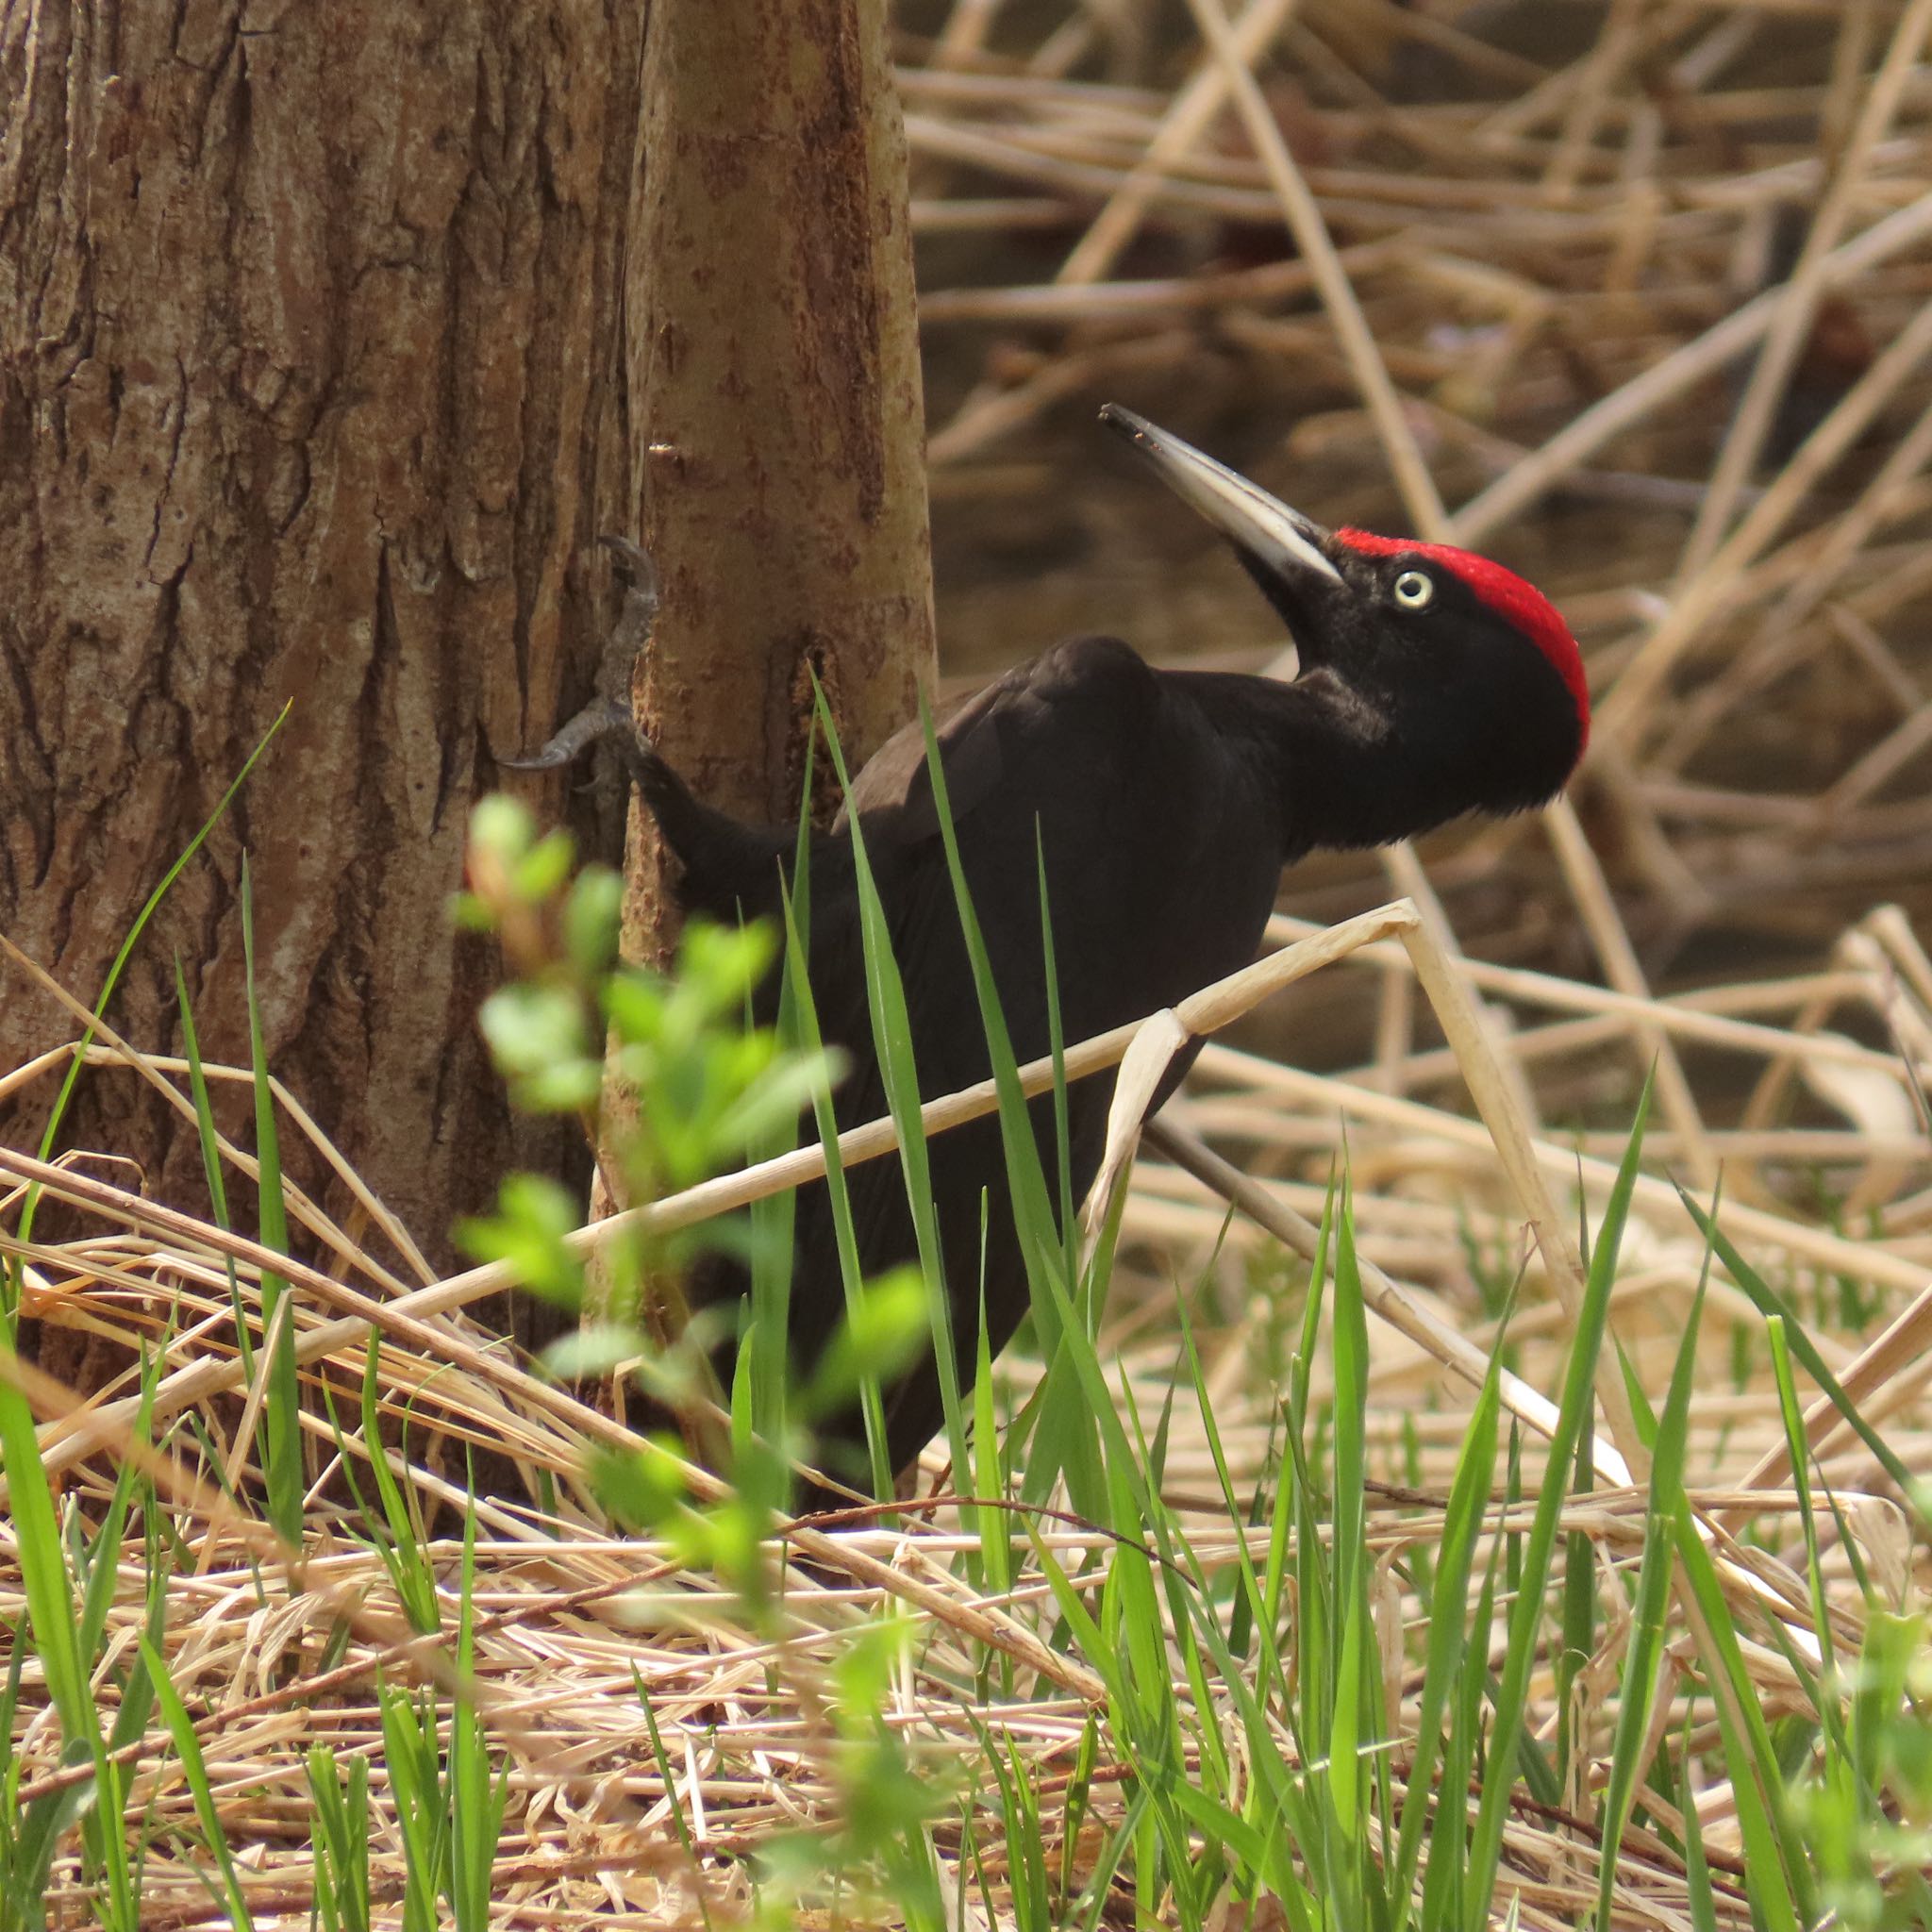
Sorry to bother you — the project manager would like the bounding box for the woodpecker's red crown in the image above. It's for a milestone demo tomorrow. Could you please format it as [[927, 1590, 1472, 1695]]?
[[1334, 529, 1590, 749]]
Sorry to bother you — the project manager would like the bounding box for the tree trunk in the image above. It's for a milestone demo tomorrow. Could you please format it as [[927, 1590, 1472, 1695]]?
[[627, 0, 937, 937], [549, 0, 936, 1379], [0, 0, 643, 1366]]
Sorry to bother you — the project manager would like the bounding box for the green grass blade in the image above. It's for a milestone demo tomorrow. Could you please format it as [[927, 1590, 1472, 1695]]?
[[142, 1633, 255, 1930], [1765, 1315, 1835, 1677], [776, 876, 892, 1499], [1389, 1341, 1502, 1931], [0, 1362, 134, 1926], [358, 1336, 440, 1634], [0, 1375, 90, 1746], [11, 706, 290, 1283], [308, 1745, 373, 1932], [1593, 1254, 1707, 1932], [1169, 1283, 1292, 1728], [1677, 1708, 1721, 1932], [913, 699, 1066, 1299], [1463, 1074, 1652, 1924], [1669, 1506, 1808, 1932], [912, 697, 1094, 1502], [174, 957, 248, 1371], [1156, 1524, 1324, 1931], [743, 766, 824, 1474], [240, 857, 304, 1542], [106, 1508, 171, 1764], [1555, 1415, 1595, 1795], [974, 1267, 1014, 1603], [1420, 1529, 1504, 1932], [448, 1487, 508, 1932], [77, 1343, 161, 1675], [1676, 1189, 1917, 1505], [1324, 1178, 1373, 1928], [379, 1684, 446, 1932], [1070, 1785, 1149, 1932], [1035, 828, 1077, 1272], [633, 1666, 717, 1932], [809, 688, 974, 1498], [1285, 1176, 1337, 1764]]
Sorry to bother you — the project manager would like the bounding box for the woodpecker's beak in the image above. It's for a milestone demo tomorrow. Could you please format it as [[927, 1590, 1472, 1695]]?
[[1100, 405, 1343, 591]]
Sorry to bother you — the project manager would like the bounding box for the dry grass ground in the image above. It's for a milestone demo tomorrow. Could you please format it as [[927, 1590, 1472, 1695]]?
[[5, 1, 1932, 1925]]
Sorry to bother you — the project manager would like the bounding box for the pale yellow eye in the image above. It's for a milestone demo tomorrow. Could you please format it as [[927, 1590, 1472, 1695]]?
[[1393, 570, 1434, 610]]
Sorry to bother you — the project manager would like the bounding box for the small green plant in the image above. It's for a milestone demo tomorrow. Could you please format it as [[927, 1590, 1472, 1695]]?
[[750, 1616, 957, 1930], [458, 781, 984, 1921], [363, 1502, 507, 1932], [307, 1745, 373, 1932], [455, 791, 925, 1549], [0, 1349, 170, 1932]]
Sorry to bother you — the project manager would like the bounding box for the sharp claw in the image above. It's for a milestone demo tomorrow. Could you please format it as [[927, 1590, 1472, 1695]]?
[[499, 745, 571, 773], [598, 533, 656, 589], [503, 696, 638, 772]]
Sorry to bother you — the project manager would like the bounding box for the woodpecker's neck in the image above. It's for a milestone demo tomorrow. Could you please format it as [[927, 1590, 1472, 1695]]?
[[1174, 668, 1504, 857]]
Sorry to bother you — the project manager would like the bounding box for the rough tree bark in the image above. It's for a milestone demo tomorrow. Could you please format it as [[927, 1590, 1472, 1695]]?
[[625, 0, 937, 930], [524, 0, 939, 1369], [0, 2, 645, 1361]]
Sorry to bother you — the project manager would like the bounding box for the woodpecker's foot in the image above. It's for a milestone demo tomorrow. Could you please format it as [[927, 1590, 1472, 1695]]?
[[502, 695, 641, 773], [502, 535, 660, 776], [599, 531, 657, 594], [599, 533, 658, 683]]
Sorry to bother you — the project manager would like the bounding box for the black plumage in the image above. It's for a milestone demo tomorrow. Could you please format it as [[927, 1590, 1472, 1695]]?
[[520, 408, 1591, 1490]]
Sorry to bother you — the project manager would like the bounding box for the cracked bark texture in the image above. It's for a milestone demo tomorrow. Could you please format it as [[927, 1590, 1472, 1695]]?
[[0, 1, 645, 1353]]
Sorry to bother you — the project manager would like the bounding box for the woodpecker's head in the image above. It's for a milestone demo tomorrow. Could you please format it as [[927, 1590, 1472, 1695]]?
[[1102, 406, 1589, 822]]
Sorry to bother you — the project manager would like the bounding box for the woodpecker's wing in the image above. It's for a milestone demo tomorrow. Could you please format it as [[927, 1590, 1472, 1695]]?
[[834, 635, 1158, 845], [832, 675, 1008, 841], [793, 638, 1180, 1476]]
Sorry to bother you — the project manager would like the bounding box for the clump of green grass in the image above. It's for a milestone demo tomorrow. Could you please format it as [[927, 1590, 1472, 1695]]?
[[3, 712, 1931, 1931]]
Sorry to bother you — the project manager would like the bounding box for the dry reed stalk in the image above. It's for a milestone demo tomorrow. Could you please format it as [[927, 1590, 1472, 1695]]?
[[1187, 1042, 1932, 1299], [0, 932, 434, 1290], [1674, 0, 1932, 583], [1146, 1117, 1631, 1480], [1176, 0, 1450, 539], [1056, 0, 1305, 286], [1379, 842, 1547, 1129], [1543, 796, 1719, 1191], [1541, 0, 1650, 202], [1265, 913, 1913, 1074], [1447, 192, 1932, 544], [7, 904, 1427, 1497], [1595, 294, 1932, 744], [1649, 400, 1932, 772]]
